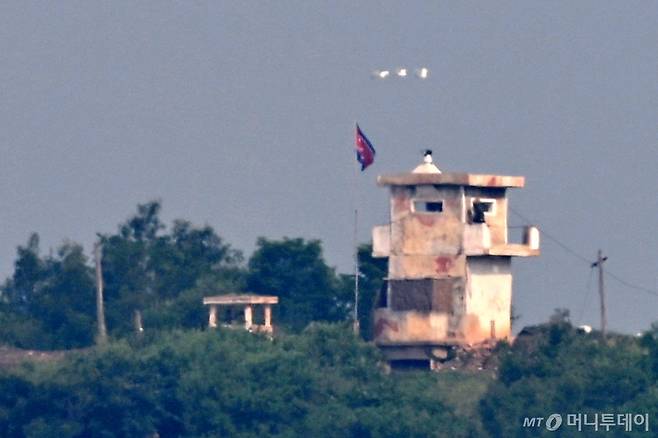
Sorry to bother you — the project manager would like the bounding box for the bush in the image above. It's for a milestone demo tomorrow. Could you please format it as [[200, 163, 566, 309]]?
[[0, 325, 466, 437], [479, 321, 657, 437]]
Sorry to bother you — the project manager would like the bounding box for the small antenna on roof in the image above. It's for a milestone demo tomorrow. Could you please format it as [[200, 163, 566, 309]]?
[[412, 149, 441, 174], [423, 149, 433, 163]]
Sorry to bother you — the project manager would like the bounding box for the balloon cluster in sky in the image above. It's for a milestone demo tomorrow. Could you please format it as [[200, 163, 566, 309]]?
[[372, 67, 430, 79]]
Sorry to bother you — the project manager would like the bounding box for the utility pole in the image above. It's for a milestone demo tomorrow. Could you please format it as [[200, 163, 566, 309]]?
[[591, 250, 608, 337], [94, 242, 108, 345]]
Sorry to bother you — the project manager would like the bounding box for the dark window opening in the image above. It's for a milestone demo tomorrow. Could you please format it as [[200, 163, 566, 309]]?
[[413, 200, 443, 213], [390, 359, 431, 370], [472, 201, 494, 223]]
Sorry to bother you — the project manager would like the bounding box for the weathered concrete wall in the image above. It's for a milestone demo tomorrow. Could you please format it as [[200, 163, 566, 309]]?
[[374, 277, 467, 345], [398, 215, 463, 255], [372, 224, 390, 257], [463, 224, 491, 255], [388, 254, 466, 279], [388, 185, 465, 280], [390, 186, 463, 254], [463, 256, 512, 343], [373, 308, 452, 345]]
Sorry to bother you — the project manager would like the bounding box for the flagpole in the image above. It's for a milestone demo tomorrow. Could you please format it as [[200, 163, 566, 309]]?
[[353, 207, 360, 335], [352, 122, 375, 337], [352, 122, 360, 336]]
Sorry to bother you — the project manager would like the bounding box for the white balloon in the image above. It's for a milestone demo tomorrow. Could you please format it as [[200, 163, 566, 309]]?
[[416, 67, 430, 79]]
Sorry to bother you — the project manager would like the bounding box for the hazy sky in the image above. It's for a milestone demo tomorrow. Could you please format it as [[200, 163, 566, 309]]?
[[1, 2, 656, 333]]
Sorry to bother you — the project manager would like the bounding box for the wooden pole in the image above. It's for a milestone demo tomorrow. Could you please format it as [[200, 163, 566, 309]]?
[[133, 310, 144, 334], [94, 242, 108, 344], [592, 250, 608, 337]]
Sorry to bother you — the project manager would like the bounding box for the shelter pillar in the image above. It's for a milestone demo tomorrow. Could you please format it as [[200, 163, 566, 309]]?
[[244, 305, 253, 329], [264, 305, 272, 328], [208, 304, 218, 328]]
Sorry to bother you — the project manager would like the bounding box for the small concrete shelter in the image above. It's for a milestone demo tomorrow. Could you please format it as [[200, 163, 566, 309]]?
[[203, 294, 278, 334]]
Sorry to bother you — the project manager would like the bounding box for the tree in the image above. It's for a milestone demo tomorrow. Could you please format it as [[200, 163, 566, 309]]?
[[100, 201, 244, 335], [0, 201, 245, 347], [148, 219, 242, 300], [355, 243, 387, 340], [0, 325, 468, 437], [336, 243, 388, 340], [479, 319, 657, 437], [247, 238, 347, 330], [2, 234, 43, 312], [0, 235, 96, 349]]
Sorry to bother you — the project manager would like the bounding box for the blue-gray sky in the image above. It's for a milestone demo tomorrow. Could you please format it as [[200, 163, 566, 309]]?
[[1, 2, 656, 333]]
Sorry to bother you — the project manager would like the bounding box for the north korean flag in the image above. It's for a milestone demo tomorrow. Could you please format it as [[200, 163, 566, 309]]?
[[355, 124, 376, 171]]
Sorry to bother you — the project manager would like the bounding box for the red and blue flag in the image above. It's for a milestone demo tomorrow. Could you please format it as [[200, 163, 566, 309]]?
[[355, 124, 376, 171]]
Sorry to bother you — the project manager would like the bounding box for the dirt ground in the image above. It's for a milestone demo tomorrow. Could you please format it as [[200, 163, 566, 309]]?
[[431, 339, 502, 375], [0, 345, 72, 368]]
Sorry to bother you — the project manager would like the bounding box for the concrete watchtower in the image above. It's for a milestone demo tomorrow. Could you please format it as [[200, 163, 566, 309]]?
[[371, 151, 539, 365]]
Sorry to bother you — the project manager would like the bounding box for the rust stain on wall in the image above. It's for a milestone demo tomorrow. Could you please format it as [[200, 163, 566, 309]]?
[[393, 195, 410, 212], [389, 255, 466, 279], [374, 309, 451, 344], [461, 314, 484, 344], [444, 197, 460, 210], [416, 215, 435, 227], [374, 318, 399, 337], [434, 256, 454, 274]]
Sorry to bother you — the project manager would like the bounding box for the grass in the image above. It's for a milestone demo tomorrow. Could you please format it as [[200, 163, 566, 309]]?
[[436, 370, 493, 418]]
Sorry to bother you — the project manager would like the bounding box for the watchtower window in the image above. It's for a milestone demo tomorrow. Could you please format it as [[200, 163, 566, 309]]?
[[412, 200, 443, 213], [471, 199, 496, 223]]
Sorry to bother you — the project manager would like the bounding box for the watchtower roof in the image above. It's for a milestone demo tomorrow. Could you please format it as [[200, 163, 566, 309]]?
[[377, 172, 525, 188]]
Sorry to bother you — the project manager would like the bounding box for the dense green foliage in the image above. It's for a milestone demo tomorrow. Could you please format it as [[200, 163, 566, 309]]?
[[2, 320, 657, 436], [480, 318, 658, 437], [247, 238, 350, 330], [0, 325, 469, 437], [348, 244, 387, 340], [1, 202, 657, 436], [0, 235, 95, 349], [99, 201, 244, 336], [0, 201, 358, 349]]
